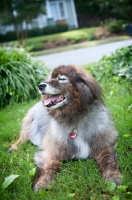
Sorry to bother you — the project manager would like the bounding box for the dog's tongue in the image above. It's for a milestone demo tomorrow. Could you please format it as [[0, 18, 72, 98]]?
[[44, 95, 64, 106]]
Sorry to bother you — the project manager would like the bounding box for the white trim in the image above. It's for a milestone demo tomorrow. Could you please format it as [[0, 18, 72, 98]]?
[[46, 0, 52, 18], [70, 0, 78, 28], [50, 0, 68, 20]]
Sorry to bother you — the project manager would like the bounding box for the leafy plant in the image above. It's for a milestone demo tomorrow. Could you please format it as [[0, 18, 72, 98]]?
[[70, 36, 81, 44], [30, 42, 45, 51], [2, 175, 20, 189], [0, 46, 49, 108], [108, 20, 126, 33], [56, 24, 69, 33], [5, 31, 17, 42], [86, 45, 132, 82], [87, 33, 98, 41], [43, 24, 68, 35]]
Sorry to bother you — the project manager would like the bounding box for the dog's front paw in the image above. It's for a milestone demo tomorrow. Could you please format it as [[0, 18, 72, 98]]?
[[104, 171, 122, 185], [33, 181, 46, 192], [33, 174, 54, 192], [8, 146, 18, 153]]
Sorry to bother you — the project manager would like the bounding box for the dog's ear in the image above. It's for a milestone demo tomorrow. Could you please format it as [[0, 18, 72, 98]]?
[[75, 67, 102, 102]]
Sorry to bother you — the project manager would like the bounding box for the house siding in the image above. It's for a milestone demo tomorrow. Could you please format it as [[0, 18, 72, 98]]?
[[49, 0, 78, 29], [65, 0, 77, 29], [0, 0, 78, 35]]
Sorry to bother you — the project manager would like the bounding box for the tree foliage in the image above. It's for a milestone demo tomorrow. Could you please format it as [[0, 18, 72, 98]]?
[[75, 0, 114, 20], [0, 0, 46, 44], [112, 0, 132, 22], [75, 0, 132, 22]]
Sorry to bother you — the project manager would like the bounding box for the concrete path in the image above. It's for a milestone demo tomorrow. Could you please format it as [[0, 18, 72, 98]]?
[[36, 39, 132, 69]]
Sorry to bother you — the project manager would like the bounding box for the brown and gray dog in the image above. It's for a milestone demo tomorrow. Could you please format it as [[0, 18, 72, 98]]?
[[9, 65, 122, 191]]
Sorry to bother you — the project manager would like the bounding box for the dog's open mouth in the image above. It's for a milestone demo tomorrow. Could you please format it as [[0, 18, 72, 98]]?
[[44, 94, 65, 108]]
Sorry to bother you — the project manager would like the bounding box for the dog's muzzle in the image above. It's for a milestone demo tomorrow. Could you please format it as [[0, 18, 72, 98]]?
[[38, 82, 47, 93], [38, 82, 66, 108]]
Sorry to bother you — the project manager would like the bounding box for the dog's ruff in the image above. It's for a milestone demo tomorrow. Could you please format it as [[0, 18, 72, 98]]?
[[9, 65, 122, 191]]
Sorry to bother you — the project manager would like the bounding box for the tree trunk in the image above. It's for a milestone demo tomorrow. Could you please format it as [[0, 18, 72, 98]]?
[[13, 19, 22, 45]]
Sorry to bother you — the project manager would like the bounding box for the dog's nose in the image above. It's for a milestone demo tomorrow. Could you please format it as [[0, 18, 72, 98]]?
[[38, 82, 47, 90]]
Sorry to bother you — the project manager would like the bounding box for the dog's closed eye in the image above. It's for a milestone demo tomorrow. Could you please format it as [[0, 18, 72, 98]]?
[[57, 75, 69, 83]]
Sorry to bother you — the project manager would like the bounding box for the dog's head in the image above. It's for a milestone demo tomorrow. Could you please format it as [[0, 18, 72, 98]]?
[[38, 65, 102, 120]]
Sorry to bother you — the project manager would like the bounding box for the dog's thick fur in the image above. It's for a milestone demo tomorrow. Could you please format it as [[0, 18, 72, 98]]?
[[9, 65, 122, 191]]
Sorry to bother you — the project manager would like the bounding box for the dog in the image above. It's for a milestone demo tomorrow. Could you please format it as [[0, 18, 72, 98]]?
[[9, 65, 122, 191]]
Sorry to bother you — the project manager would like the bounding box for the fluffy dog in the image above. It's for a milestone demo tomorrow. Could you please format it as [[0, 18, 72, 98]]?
[[9, 65, 122, 191]]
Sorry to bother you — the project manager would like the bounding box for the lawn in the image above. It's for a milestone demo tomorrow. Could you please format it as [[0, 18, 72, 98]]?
[[11, 25, 130, 53], [32, 35, 130, 56], [0, 73, 132, 200], [14, 26, 100, 52]]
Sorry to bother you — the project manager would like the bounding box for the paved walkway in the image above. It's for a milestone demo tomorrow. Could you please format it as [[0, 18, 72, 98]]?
[[36, 39, 132, 69]]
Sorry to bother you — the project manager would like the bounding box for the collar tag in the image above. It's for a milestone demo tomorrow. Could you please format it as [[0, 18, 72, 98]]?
[[69, 132, 77, 140]]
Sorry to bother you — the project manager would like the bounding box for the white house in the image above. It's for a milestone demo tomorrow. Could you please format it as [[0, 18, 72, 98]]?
[[45, 0, 78, 29], [0, 0, 78, 34]]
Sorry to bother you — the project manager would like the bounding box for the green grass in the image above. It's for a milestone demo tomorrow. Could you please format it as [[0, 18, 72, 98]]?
[[0, 46, 49, 108], [10, 26, 130, 54], [0, 76, 132, 199], [27, 27, 97, 42], [15, 27, 98, 52], [33, 35, 130, 56]]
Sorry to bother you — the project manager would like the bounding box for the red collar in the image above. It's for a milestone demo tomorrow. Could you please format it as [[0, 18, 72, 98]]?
[[69, 132, 77, 140]]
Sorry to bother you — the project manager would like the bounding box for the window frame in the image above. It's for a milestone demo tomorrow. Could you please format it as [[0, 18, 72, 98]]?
[[50, 0, 67, 20]]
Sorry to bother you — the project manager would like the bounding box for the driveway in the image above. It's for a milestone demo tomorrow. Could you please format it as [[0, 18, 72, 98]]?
[[36, 39, 132, 69]]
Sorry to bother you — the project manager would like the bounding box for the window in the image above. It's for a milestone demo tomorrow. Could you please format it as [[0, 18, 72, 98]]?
[[50, 3, 59, 20], [59, 2, 65, 18], [50, 1, 67, 20]]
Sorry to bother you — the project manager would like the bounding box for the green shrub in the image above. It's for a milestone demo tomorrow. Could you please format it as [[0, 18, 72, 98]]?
[[0, 46, 49, 108], [86, 45, 132, 82], [68, 34, 85, 44], [4, 28, 43, 42], [28, 28, 43, 38], [43, 24, 68, 35], [0, 34, 5, 42], [31, 42, 44, 51], [70, 37, 80, 44], [108, 20, 125, 33], [5, 31, 17, 41], [43, 25, 58, 35], [87, 33, 98, 41], [56, 24, 68, 32]]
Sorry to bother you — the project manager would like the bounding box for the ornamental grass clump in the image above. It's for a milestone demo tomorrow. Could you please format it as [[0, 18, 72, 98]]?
[[0, 46, 49, 108]]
